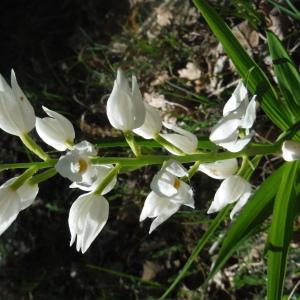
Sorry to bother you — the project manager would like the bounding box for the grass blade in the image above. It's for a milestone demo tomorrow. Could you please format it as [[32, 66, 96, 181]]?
[[192, 0, 298, 133], [267, 30, 300, 115], [267, 161, 299, 300]]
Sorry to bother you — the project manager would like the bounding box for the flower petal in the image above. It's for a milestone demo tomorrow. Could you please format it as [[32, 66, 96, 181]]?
[[133, 103, 162, 139], [223, 81, 248, 116], [10, 70, 36, 133], [219, 132, 254, 152], [209, 115, 241, 144], [35, 106, 75, 151], [163, 160, 188, 178], [241, 96, 257, 129], [172, 180, 194, 208], [282, 140, 300, 161], [0, 188, 21, 236], [106, 69, 145, 131], [68, 193, 109, 253], [17, 182, 39, 210], [150, 170, 177, 197], [139, 192, 180, 234], [199, 158, 238, 179], [230, 191, 252, 219], [80, 195, 109, 253], [207, 175, 251, 214]]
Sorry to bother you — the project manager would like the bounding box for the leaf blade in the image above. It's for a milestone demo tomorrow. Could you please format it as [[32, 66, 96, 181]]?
[[267, 161, 299, 300]]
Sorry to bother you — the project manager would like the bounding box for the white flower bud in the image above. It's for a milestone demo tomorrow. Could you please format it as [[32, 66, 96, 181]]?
[[282, 140, 300, 161], [69, 192, 109, 253], [160, 122, 198, 154], [208, 175, 252, 218], [198, 158, 238, 179], [0, 70, 35, 136], [36, 106, 75, 151], [133, 103, 162, 139], [106, 69, 145, 131]]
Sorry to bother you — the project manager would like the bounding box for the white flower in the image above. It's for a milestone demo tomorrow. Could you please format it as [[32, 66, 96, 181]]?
[[0, 178, 39, 236], [160, 122, 198, 154], [106, 68, 146, 131], [55, 141, 116, 193], [133, 103, 162, 139], [198, 158, 238, 179], [68, 192, 109, 253], [207, 175, 252, 219], [223, 81, 248, 116], [35, 106, 75, 151], [0, 70, 35, 136], [282, 140, 300, 161], [210, 81, 257, 152], [140, 160, 194, 233]]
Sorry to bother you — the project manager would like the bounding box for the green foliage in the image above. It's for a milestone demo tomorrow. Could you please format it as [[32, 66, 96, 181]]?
[[267, 161, 299, 299]]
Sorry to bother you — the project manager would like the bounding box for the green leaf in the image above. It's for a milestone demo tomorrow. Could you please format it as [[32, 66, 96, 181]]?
[[192, 0, 298, 135], [267, 161, 299, 300], [267, 0, 300, 21], [208, 163, 285, 280], [267, 31, 300, 117]]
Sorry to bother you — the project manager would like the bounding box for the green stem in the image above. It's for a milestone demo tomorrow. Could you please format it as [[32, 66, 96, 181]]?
[[90, 143, 281, 167], [93, 164, 121, 195], [187, 161, 201, 179], [0, 143, 281, 172], [237, 155, 248, 176], [29, 168, 57, 185], [10, 167, 38, 190], [124, 131, 141, 157], [154, 134, 186, 155], [20, 133, 50, 161], [0, 160, 56, 172]]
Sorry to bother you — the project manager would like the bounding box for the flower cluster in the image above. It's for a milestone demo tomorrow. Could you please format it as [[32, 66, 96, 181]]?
[[0, 69, 297, 254], [209, 81, 257, 152]]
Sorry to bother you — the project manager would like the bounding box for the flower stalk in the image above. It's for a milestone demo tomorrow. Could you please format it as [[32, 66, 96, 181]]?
[[20, 133, 50, 161], [29, 168, 57, 185], [124, 131, 142, 157], [9, 166, 38, 190], [93, 163, 121, 195]]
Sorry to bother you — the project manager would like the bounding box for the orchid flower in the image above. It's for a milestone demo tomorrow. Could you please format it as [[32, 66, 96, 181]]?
[[133, 103, 162, 139], [207, 175, 252, 219], [0, 178, 38, 236], [55, 140, 116, 193], [35, 106, 75, 151], [282, 140, 300, 161], [210, 81, 257, 152], [140, 160, 194, 233], [160, 122, 198, 155], [68, 192, 109, 253], [198, 158, 238, 179], [106, 68, 146, 131], [0, 70, 35, 136]]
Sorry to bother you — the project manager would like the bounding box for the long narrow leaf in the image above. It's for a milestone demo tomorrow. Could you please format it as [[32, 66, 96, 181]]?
[[267, 31, 300, 114], [192, 0, 298, 134], [267, 161, 299, 300]]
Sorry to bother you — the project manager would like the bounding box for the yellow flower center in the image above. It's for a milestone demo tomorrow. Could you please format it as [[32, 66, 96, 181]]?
[[75, 158, 88, 173], [173, 178, 181, 189]]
